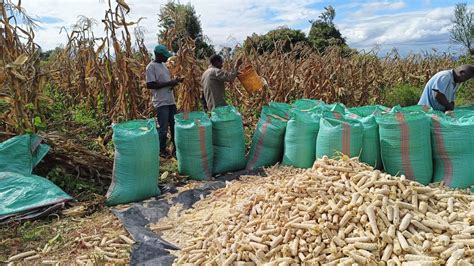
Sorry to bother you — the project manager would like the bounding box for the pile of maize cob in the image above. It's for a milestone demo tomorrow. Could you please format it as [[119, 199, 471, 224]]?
[[151, 156, 474, 265]]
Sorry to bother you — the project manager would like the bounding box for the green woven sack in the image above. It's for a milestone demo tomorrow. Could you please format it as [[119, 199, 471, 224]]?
[[106, 119, 160, 205], [452, 109, 474, 118], [246, 106, 288, 170], [0, 134, 49, 175], [344, 112, 382, 168], [211, 106, 246, 174], [328, 103, 349, 114], [292, 99, 324, 111], [456, 104, 474, 111], [430, 114, 474, 189], [268, 102, 291, 118], [0, 172, 72, 217], [392, 105, 433, 114], [318, 109, 346, 120], [349, 105, 390, 117], [357, 115, 382, 169], [376, 112, 432, 185], [175, 112, 213, 180], [316, 117, 363, 159], [314, 103, 348, 119], [283, 110, 320, 168]]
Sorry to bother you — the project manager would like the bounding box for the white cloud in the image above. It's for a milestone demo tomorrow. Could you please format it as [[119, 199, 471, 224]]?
[[18, 1, 469, 55], [22, 0, 162, 50], [338, 6, 463, 54], [191, 0, 323, 48], [22, 0, 323, 51]]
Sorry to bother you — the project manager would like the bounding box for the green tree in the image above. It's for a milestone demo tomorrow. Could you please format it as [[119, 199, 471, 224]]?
[[308, 5, 347, 52], [243, 27, 309, 54], [158, 2, 215, 59], [40, 49, 54, 61], [450, 3, 474, 53], [319, 5, 335, 25]]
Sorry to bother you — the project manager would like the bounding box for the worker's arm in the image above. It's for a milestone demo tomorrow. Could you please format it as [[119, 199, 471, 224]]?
[[146, 77, 183, 90], [434, 90, 454, 111], [214, 69, 238, 82], [214, 58, 243, 82]]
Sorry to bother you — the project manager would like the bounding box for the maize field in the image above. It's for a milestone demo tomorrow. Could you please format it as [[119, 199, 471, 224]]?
[[0, 1, 458, 135]]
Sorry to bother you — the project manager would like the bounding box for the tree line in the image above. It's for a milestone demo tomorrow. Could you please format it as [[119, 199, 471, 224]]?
[[41, 2, 474, 59]]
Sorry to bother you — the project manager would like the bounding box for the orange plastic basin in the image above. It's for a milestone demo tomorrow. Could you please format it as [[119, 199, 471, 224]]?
[[237, 65, 263, 94]]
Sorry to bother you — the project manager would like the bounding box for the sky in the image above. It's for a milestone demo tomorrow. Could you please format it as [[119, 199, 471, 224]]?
[[18, 0, 473, 56]]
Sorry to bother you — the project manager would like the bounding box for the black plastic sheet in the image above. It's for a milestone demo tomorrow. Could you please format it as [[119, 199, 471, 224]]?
[[0, 202, 67, 224], [112, 169, 263, 265]]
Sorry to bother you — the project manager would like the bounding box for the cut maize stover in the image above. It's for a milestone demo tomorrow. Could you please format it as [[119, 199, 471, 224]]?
[[150, 156, 474, 265]]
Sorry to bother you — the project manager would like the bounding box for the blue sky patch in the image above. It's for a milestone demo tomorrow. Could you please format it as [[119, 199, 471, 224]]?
[[38, 16, 63, 24]]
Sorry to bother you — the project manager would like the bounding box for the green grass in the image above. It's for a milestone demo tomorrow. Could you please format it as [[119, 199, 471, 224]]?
[[72, 104, 101, 131], [0, 99, 8, 113], [455, 80, 474, 106], [382, 83, 423, 107], [0, 220, 56, 261], [45, 166, 106, 201], [18, 222, 51, 242]]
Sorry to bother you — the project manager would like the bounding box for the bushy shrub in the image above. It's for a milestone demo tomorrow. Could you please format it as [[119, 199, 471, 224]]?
[[383, 84, 422, 107]]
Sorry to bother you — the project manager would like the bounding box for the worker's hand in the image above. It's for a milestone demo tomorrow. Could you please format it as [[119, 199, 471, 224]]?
[[169, 78, 182, 87]]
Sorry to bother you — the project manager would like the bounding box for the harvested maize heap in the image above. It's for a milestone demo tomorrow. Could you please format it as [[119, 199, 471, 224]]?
[[151, 157, 474, 265]]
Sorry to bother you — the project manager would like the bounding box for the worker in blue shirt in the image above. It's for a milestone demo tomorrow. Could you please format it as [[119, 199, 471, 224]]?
[[418, 65, 474, 111]]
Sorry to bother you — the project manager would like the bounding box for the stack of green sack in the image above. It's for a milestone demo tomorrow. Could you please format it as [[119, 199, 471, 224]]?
[[302, 102, 382, 169], [249, 99, 474, 191], [246, 102, 290, 170], [175, 106, 247, 179], [280, 101, 384, 169], [171, 99, 474, 192]]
